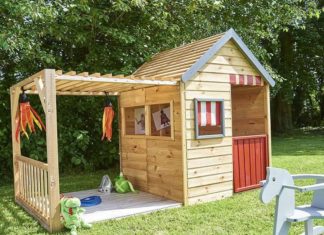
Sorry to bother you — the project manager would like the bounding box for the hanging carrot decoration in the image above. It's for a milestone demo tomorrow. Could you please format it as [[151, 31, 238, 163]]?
[[15, 91, 46, 142], [101, 97, 114, 141]]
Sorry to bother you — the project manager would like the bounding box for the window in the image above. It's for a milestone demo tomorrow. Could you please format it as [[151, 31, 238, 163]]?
[[124, 106, 145, 135], [150, 103, 171, 137], [194, 99, 224, 139], [122, 101, 174, 139]]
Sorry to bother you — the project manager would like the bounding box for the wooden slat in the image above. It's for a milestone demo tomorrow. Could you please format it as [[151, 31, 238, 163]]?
[[64, 71, 76, 75], [89, 73, 101, 77], [188, 189, 232, 204], [188, 163, 232, 178], [188, 181, 233, 197], [77, 72, 89, 76], [12, 70, 45, 89], [188, 172, 232, 188], [55, 70, 63, 76], [233, 135, 268, 193], [56, 80, 83, 90]]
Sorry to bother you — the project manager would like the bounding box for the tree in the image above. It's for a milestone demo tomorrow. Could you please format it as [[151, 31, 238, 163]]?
[[0, 0, 322, 181]]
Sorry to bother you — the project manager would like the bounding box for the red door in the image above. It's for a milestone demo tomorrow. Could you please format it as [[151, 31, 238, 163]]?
[[233, 135, 269, 193]]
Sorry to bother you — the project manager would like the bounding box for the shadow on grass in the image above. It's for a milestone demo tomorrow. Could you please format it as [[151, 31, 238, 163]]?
[[0, 186, 47, 235]]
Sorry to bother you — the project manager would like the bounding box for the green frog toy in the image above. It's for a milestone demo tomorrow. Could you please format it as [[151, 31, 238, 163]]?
[[114, 172, 136, 193], [60, 197, 92, 235]]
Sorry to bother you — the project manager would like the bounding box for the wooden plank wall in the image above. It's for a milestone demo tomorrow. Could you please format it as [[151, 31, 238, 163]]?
[[232, 86, 266, 136], [183, 40, 266, 204], [119, 85, 183, 202]]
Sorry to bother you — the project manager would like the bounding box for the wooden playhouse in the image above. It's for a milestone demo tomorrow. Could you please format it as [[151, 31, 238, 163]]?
[[10, 28, 275, 232]]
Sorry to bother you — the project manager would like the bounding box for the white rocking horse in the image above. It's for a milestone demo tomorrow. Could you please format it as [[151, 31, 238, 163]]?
[[260, 167, 324, 235]]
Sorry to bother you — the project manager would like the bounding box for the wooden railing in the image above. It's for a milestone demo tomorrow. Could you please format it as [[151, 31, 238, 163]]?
[[16, 155, 50, 226], [233, 135, 269, 193]]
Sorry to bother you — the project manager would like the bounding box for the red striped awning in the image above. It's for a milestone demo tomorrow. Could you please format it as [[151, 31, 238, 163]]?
[[197, 101, 221, 127], [229, 74, 263, 86]]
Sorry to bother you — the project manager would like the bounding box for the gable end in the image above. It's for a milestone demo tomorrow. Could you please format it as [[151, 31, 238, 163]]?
[[181, 28, 275, 87]]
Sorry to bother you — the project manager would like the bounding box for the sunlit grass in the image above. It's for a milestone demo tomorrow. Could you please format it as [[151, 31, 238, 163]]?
[[1, 129, 323, 234]]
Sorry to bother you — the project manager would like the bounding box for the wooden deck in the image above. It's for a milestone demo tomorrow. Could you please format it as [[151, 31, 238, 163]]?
[[65, 189, 182, 223]]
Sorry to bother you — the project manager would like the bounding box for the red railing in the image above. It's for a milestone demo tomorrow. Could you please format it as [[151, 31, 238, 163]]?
[[233, 135, 269, 193]]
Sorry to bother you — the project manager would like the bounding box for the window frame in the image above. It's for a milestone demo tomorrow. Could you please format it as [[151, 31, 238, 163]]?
[[194, 98, 225, 139], [121, 100, 174, 140]]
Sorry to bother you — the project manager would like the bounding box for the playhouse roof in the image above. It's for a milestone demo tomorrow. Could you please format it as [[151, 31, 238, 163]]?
[[133, 28, 275, 86]]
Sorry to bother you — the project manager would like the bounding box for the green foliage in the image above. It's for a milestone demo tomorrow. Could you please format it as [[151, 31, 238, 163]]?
[[0, 0, 323, 181]]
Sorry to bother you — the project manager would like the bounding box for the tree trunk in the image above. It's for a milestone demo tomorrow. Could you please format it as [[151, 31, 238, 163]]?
[[272, 31, 294, 132], [273, 91, 293, 132]]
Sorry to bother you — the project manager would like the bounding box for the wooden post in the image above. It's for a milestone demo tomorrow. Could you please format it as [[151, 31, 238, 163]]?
[[44, 69, 62, 232], [118, 96, 123, 173], [10, 86, 22, 199], [264, 84, 272, 165], [180, 82, 188, 205]]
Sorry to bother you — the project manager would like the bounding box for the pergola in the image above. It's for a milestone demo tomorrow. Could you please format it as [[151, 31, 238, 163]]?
[[10, 69, 178, 232]]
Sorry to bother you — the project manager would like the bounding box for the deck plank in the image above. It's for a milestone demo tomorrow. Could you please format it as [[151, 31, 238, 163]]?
[[65, 189, 181, 223]]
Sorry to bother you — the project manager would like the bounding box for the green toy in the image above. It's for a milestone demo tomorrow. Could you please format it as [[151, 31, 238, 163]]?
[[114, 172, 137, 193], [60, 197, 92, 235]]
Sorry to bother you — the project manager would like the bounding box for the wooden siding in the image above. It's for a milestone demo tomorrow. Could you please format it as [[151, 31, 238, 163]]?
[[119, 85, 183, 202], [184, 71, 233, 204], [231, 86, 267, 136], [184, 40, 266, 204]]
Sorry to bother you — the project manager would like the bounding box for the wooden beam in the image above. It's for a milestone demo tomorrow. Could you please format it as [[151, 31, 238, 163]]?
[[11, 70, 45, 89], [10, 86, 22, 200], [44, 69, 62, 232], [24, 90, 119, 96], [56, 91, 119, 96], [34, 78, 46, 112], [55, 75, 178, 86]]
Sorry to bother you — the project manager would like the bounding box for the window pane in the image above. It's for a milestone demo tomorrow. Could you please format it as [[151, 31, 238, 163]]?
[[125, 106, 145, 135], [150, 103, 171, 137], [195, 100, 224, 138]]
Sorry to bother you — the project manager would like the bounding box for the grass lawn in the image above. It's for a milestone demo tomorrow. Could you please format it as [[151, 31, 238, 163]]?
[[1, 129, 324, 235]]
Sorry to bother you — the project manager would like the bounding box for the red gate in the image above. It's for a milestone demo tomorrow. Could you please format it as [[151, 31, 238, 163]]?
[[233, 135, 269, 193]]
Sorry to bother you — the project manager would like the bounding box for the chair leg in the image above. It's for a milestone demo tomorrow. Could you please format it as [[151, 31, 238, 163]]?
[[304, 220, 313, 235]]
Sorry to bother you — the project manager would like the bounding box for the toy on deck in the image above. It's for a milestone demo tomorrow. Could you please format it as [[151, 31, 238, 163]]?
[[98, 175, 113, 193], [60, 197, 92, 235], [80, 196, 102, 207], [260, 167, 324, 235], [15, 91, 46, 142], [101, 98, 114, 142], [115, 172, 136, 193]]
